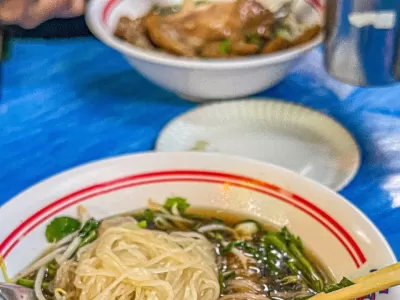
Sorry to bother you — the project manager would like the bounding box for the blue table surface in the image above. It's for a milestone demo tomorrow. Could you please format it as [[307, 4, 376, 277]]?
[[1, 38, 400, 258]]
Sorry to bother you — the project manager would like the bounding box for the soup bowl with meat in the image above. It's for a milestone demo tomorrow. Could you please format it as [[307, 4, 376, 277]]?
[[86, 0, 323, 101]]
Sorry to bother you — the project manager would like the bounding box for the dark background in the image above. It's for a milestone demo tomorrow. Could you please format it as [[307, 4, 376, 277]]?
[[7, 16, 91, 38]]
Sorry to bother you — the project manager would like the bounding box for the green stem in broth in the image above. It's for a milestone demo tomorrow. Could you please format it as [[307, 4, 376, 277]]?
[[263, 231, 324, 292], [16, 279, 50, 290], [288, 241, 324, 291], [79, 230, 98, 247]]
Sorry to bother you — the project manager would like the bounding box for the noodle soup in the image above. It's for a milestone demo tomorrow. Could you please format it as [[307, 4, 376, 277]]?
[[1, 197, 355, 300]]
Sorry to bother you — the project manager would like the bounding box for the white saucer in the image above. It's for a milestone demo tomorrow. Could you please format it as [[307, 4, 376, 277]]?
[[156, 99, 361, 191]]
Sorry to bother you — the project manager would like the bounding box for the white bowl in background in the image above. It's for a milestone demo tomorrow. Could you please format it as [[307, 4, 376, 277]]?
[[0, 152, 398, 300], [85, 0, 323, 101]]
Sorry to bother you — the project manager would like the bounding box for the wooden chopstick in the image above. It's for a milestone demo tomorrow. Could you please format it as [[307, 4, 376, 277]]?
[[310, 262, 400, 300]]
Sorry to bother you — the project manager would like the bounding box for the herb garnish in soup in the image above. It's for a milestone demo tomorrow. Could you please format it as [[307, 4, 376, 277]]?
[[1, 197, 355, 300], [113, 0, 321, 58]]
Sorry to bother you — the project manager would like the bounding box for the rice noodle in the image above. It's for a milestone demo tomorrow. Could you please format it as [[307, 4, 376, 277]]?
[[56, 222, 220, 300]]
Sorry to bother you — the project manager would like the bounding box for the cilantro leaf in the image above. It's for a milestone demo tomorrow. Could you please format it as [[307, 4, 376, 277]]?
[[163, 197, 190, 213], [45, 217, 81, 243]]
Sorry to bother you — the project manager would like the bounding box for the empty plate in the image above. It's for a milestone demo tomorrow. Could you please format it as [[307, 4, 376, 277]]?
[[156, 99, 361, 191]]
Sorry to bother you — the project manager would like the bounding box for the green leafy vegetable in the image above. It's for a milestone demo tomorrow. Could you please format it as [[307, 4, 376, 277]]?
[[143, 209, 154, 222], [134, 209, 155, 224], [48, 262, 57, 270], [276, 28, 290, 38], [263, 229, 324, 292], [215, 232, 224, 241], [78, 218, 100, 247], [220, 240, 261, 258], [275, 22, 292, 38], [78, 219, 99, 238], [164, 197, 190, 213], [218, 271, 224, 292], [323, 277, 354, 293], [288, 241, 323, 292], [246, 33, 262, 47], [224, 271, 236, 281], [138, 220, 148, 228], [47, 268, 56, 277], [211, 217, 224, 224], [219, 39, 231, 54], [80, 230, 98, 247], [221, 241, 246, 255], [207, 231, 224, 242], [218, 270, 236, 294], [45, 217, 81, 243], [47, 262, 57, 277], [281, 226, 303, 250], [263, 232, 290, 253], [219, 225, 324, 293]]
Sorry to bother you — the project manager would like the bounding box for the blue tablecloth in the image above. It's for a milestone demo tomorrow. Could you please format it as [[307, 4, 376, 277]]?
[[1, 38, 400, 259]]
